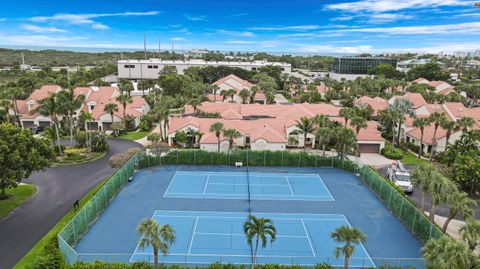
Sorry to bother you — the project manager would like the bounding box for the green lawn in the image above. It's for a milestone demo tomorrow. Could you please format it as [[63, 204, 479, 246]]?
[[118, 131, 150, 141], [14, 176, 111, 269], [400, 150, 430, 166], [0, 184, 36, 219]]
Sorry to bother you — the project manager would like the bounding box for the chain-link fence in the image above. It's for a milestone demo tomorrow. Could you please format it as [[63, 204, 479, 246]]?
[[58, 148, 441, 266]]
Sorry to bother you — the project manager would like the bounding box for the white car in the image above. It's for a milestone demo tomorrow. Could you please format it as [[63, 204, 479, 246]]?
[[387, 161, 413, 194]]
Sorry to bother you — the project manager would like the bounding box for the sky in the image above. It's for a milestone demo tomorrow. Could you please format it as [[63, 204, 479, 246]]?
[[0, 0, 480, 54]]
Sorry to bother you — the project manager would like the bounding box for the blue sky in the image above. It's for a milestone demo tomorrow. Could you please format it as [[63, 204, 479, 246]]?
[[0, 0, 480, 54]]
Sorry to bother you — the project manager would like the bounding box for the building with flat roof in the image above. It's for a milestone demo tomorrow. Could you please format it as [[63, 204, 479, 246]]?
[[117, 59, 292, 79], [331, 57, 397, 75]]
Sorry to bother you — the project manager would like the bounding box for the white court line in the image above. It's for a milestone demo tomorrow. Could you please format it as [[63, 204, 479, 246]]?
[[188, 217, 199, 255], [207, 183, 287, 187], [154, 210, 346, 217], [162, 171, 179, 198], [176, 171, 320, 177], [194, 232, 308, 238], [153, 214, 346, 222], [202, 175, 209, 194], [301, 219, 316, 258], [342, 216, 375, 268], [165, 192, 332, 198], [285, 176, 294, 196], [315, 174, 335, 202]]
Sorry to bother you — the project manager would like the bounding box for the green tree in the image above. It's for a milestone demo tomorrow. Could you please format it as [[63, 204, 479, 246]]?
[[454, 155, 480, 196], [422, 236, 475, 269], [331, 226, 366, 269], [222, 128, 240, 153], [316, 127, 332, 156], [407, 62, 450, 81], [79, 111, 94, 150], [57, 88, 85, 145], [32, 93, 63, 155], [6, 87, 25, 126], [411, 163, 435, 212], [116, 94, 133, 125], [209, 122, 224, 153], [460, 220, 480, 251], [104, 103, 119, 129], [350, 116, 367, 135], [413, 117, 431, 158], [390, 98, 415, 145], [440, 118, 460, 150], [0, 99, 11, 123], [239, 88, 250, 104], [312, 114, 330, 128], [0, 124, 53, 197], [335, 128, 357, 157], [339, 107, 355, 128], [118, 80, 134, 96], [243, 215, 277, 269], [442, 190, 476, 232], [136, 219, 175, 269], [188, 97, 202, 114], [295, 116, 315, 150], [249, 86, 260, 104], [428, 112, 446, 161], [457, 117, 475, 132], [429, 174, 453, 222]]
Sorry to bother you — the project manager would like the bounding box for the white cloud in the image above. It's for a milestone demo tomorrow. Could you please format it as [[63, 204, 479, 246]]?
[[325, 0, 470, 13], [298, 44, 373, 54], [367, 13, 415, 23], [170, 37, 185, 41], [277, 33, 316, 38], [226, 40, 255, 44], [184, 14, 207, 21], [28, 11, 160, 29], [324, 22, 480, 35], [217, 30, 255, 37], [22, 24, 66, 33], [227, 13, 249, 18], [249, 25, 321, 31], [0, 18, 6, 22], [0, 34, 85, 45]]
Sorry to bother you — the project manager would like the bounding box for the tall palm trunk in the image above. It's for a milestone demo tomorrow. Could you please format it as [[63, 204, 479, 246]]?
[[69, 112, 74, 146], [153, 250, 158, 269], [54, 119, 63, 155], [303, 133, 307, 150], [84, 121, 90, 151], [13, 98, 21, 127], [418, 129, 424, 158], [429, 203, 436, 222], [396, 121, 402, 146], [322, 144, 326, 156], [421, 191, 426, 213], [442, 212, 456, 233], [251, 237, 259, 269], [344, 254, 350, 269], [217, 136, 220, 153], [429, 127, 438, 161], [445, 132, 451, 149], [110, 113, 114, 130]]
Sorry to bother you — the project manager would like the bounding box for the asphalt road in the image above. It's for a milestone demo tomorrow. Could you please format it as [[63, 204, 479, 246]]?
[[0, 138, 141, 269], [378, 165, 480, 220]]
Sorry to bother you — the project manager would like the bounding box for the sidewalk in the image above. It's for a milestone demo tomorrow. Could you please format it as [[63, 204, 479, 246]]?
[[134, 125, 160, 146]]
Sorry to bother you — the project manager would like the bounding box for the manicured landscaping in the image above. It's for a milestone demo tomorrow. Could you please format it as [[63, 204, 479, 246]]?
[[52, 150, 107, 166], [400, 149, 430, 166], [14, 176, 111, 269], [118, 131, 150, 141], [0, 184, 36, 219]]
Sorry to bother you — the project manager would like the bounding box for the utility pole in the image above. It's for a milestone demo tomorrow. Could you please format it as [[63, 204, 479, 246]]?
[[158, 35, 161, 59], [144, 34, 147, 60]]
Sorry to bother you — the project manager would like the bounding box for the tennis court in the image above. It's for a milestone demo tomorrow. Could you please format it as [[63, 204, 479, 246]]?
[[163, 171, 334, 201], [130, 210, 374, 267]]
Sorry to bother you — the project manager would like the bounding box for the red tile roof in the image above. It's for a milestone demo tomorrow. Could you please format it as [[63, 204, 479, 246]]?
[[354, 96, 388, 116]]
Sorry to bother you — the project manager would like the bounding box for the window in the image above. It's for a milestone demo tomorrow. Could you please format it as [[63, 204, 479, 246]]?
[[153, 65, 158, 69], [129, 65, 135, 68], [124, 65, 130, 68], [90, 105, 95, 111]]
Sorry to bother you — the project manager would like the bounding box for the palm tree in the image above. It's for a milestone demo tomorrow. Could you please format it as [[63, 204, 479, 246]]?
[[422, 236, 475, 269], [0, 99, 11, 123], [412, 117, 430, 158], [188, 97, 202, 114], [220, 90, 228, 102], [118, 80, 134, 96], [335, 128, 357, 157], [227, 88, 236, 103], [440, 118, 459, 149], [57, 88, 85, 145], [136, 219, 175, 269], [7, 87, 25, 127], [429, 175, 453, 222], [116, 93, 133, 125], [295, 116, 315, 150], [79, 111, 94, 151], [32, 93, 63, 155], [210, 122, 224, 153], [137, 80, 152, 96], [239, 89, 250, 104], [211, 85, 220, 102], [243, 215, 277, 269], [249, 86, 260, 104], [457, 116, 475, 132], [391, 99, 415, 145], [442, 190, 476, 232], [460, 220, 480, 251], [411, 163, 435, 212], [312, 114, 330, 128], [316, 127, 332, 156], [350, 116, 367, 135], [339, 107, 355, 128], [222, 128, 240, 153], [428, 112, 446, 161], [104, 103, 119, 130], [331, 226, 366, 269]]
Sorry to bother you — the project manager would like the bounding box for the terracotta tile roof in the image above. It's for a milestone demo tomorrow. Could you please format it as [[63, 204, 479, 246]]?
[[413, 78, 429, 84], [390, 93, 427, 109], [212, 74, 253, 89], [73, 87, 91, 98], [406, 124, 451, 145], [15, 100, 28, 115], [354, 96, 388, 116], [27, 85, 61, 101], [438, 87, 454, 95]]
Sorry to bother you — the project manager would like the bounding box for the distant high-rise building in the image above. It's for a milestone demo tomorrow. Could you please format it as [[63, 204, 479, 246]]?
[[330, 57, 397, 75]]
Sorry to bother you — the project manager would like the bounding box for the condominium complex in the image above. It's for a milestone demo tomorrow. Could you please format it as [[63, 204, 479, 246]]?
[[117, 59, 292, 79], [331, 57, 397, 75]]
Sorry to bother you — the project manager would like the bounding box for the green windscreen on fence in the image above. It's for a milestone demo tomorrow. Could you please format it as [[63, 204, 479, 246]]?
[[58, 152, 142, 264], [358, 165, 443, 242]]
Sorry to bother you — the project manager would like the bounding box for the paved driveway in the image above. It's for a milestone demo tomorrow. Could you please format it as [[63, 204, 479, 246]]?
[[358, 153, 393, 168], [0, 138, 142, 269]]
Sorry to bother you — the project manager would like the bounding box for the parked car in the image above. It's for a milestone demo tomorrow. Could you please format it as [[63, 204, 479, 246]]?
[[30, 125, 44, 134], [387, 160, 413, 194]]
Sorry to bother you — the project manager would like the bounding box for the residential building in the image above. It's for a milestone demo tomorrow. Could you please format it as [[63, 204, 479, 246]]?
[[412, 77, 455, 95], [388, 92, 428, 109], [117, 59, 292, 79], [16, 85, 150, 131], [354, 96, 389, 117], [167, 102, 385, 153], [208, 74, 266, 104]]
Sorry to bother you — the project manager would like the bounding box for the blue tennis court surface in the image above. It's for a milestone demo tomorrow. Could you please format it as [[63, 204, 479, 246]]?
[[130, 211, 374, 267], [164, 171, 334, 201]]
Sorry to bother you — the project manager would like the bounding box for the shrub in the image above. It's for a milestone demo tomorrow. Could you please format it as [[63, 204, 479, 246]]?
[[75, 131, 87, 147], [108, 147, 140, 168], [111, 122, 126, 136], [381, 145, 403, 160], [139, 115, 154, 132], [124, 115, 136, 132], [406, 142, 420, 153], [64, 148, 88, 157]]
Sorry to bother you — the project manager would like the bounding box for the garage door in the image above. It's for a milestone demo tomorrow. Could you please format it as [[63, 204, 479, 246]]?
[[22, 121, 35, 128], [38, 121, 51, 127], [358, 143, 380, 153]]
